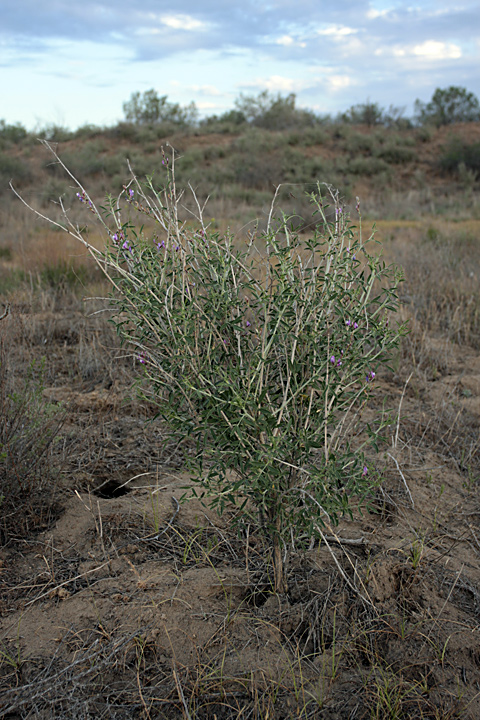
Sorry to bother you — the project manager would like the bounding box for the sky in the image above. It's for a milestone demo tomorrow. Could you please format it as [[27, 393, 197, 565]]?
[[2, 0, 480, 130]]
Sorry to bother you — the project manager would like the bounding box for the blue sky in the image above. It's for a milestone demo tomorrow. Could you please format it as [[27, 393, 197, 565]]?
[[2, 0, 480, 130]]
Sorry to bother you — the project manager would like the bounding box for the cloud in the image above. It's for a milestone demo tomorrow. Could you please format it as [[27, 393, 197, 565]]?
[[328, 75, 354, 91], [375, 39, 463, 61], [275, 35, 307, 48], [413, 40, 462, 60], [366, 7, 391, 20], [159, 14, 210, 31], [190, 84, 223, 96], [316, 25, 358, 38], [244, 75, 298, 93]]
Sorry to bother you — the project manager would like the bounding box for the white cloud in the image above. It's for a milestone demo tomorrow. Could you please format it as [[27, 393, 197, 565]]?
[[317, 25, 358, 39], [328, 75, 353, 91], [160, 14, 208, 31], [277, 35, 294, 46], [196, 101, 220, 110], [264, 34, 307, 48], [190, 84, 222, 96], [379, 40, 462, 61], [249, 75, 297, 92], [366, 7, 391, 19], [413, 40, 462, 59]]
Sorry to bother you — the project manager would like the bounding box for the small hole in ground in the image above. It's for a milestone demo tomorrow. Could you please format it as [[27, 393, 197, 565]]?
[[93, 479, 131, 499], [245, 585, 271, 607]]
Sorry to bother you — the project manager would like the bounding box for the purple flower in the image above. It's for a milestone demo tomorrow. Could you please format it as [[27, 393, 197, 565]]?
[[138, 352, 147, 364], [330, 355, 336, 365], [246, 321, 251, 327], [353, 322, 358, 330], [345, 319, 351, 326], [362, 465, 368, 476], [366, 371, 376, 383], [128, 188, 134, 198]]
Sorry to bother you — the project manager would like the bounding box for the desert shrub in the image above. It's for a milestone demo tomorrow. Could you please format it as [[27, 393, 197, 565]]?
[[231, 149, 284, 189], [102, 153, 127, 178], [346, 156, 390, 176], [123, 89, 198, 127], [347, 132, 376, 154], [415, 125, 434, 143], [0, 120, 28, 145], [304, 155, 335, 180], [108, 122, 139, 141], [377, 144, 416, 164], [331, 124, 352, 141], [234, 91, 316, 130], [38, 177, 70, 207], [414, 86, 480, 126], [0, 314, 66, 543], [439, 137, 480, 178], [18, 142, 405, 593], [60, 140, 108, 179], [340, 100, 385, 127], [73, 124, 104, 140], [202, 144, 227, 161], [301, 126, 329, 146], [0, 153, 32, 187], [200, 109, 247, 133], [232, 128, 287, 154], [38, 124, 73, 142]]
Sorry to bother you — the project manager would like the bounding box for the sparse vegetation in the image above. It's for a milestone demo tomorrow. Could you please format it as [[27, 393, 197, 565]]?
[[1, 105, 480, 719], [0, 311, 67, 543]]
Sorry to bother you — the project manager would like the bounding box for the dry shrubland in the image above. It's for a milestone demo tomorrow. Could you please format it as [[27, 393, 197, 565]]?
[[1, 122, 480, 719]]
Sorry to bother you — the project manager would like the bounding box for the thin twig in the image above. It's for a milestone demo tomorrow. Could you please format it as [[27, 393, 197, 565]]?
[[394, 371, 412, 449], [387, 452, 415, 508]]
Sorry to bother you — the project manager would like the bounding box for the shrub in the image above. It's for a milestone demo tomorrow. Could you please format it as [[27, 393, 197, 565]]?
[[346, 156, 390, 176], [439, 137, 480, 178], [347, 132, 376, 154], [234, 91, 317, 130], [38, 124, 74, 142], [14, 142, 406, 592], [123, 89, 198, 127], [414, 86, 480, 126], [0, 154, 32, 193], [0, 120, 28, 145], [60, 140, 107, 178], [376, 144, 416, 164], [340, 100, 385, 127]]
